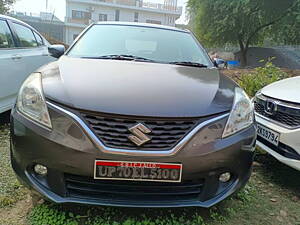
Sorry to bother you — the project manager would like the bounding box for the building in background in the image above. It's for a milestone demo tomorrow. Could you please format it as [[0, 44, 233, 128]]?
[[65, 0, 182, 44], [10, 12, 65, 42]]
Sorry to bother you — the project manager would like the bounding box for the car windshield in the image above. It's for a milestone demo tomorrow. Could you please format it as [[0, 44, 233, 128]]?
[[67, 24, 212, 67]]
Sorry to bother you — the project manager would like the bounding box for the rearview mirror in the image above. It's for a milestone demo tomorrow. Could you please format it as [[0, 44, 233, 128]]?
[[48, 45, 65, 58]]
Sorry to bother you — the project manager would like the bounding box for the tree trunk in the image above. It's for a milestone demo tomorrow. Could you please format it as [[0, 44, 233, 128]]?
[[238, 39, 248, 67], [240, 48, 248, 67]]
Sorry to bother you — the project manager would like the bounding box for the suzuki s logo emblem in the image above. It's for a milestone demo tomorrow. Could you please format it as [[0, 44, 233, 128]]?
[[128, 123, 152, 146], [264, 100, 277, 115]]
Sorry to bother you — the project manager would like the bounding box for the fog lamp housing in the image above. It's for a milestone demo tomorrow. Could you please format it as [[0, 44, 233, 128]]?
[[219, 172, 231, 183], [34, 164, 48, 176]]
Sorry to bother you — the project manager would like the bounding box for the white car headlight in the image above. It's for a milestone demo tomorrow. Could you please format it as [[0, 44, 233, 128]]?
[[222, 87, 254, 138], [17, 73, 52, 129]]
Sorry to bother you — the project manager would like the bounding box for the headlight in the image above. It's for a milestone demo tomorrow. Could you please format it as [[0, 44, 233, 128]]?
[[17, 73, 52, 129], [222, 87, 254, 138]]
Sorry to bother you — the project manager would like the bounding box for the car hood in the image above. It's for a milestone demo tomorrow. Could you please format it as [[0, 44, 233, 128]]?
[[40, 56, 236, 117], [261, 76, 300, 104]]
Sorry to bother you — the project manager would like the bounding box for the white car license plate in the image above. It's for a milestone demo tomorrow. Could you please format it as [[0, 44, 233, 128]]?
[[257, 123, 280, 146], [94, 160, 182, 183]]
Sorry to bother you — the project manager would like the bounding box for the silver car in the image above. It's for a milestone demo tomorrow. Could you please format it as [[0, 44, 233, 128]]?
[[0, 15, 55, 114]]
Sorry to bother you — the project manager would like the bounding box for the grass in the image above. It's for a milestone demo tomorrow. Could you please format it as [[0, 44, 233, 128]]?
[[0, 122, 299, 225], [0, 124, 28, 208], [0, 122, 30, 225]]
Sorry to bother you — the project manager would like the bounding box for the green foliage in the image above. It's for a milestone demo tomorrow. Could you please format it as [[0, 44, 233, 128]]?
[[29, 204, 80, 225], [209, 211, 226, 222], [238, 59, 289, 97], [187, 0, 300, 66], [188, 0, 298, 46], [0, 0, 15, 14], [270, 5, 300, 45], [235, 184, 255, 203], [28, 203, 208, 225]]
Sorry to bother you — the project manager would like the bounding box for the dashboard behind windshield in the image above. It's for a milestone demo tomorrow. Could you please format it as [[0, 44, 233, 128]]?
[[67, 24, 213, 66]]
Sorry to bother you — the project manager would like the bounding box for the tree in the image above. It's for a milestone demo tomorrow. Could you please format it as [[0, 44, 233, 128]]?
[[188, 0, 300, 66], [270, 4, 300, 46], [0, 0, 15, 14]]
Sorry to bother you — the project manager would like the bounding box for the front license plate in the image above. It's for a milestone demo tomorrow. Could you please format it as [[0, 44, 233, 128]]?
[[257, 123, 280, 146], [94, 160, 182, 183]]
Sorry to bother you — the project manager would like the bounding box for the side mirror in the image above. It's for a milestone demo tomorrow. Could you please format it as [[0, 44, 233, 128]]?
[[48, 45, 65, 58], [213, 58, 228, 68]]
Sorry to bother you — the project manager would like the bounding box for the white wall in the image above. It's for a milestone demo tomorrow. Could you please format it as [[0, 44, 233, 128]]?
[[66, 2, 177, 25], [65, 26, 85, 45], [65, 1, 179, 44], [92, 6, 116, 21]]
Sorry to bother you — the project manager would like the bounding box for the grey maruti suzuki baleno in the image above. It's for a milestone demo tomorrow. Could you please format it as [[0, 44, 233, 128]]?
[[10, 22, 256, 208]]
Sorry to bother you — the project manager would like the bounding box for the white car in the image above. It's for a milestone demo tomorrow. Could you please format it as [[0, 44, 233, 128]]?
[[0, 15, 56, 114], [254, 76, 300, 170]]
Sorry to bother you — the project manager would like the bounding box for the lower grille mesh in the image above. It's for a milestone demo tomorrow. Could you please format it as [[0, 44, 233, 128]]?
[[65, 174, 204, 202]]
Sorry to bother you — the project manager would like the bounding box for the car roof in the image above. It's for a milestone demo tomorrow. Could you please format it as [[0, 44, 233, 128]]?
[[0, 14, 45, 35], [0, 14, 33, 27], [0, 14, 50, 45], [94, 21, 190, 33]]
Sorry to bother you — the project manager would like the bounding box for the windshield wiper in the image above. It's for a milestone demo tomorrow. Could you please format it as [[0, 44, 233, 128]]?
[[82, 55, 155, 62], [169, 61, 208, 68]]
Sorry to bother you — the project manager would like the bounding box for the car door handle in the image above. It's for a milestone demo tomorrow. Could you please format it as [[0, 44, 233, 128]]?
[[11, 54, 22, 60]]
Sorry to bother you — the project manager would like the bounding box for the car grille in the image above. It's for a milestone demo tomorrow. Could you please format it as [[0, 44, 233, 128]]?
[[254, 98, 300, 128], [65, 174, 204, 202], [80, 112, 205, 151]]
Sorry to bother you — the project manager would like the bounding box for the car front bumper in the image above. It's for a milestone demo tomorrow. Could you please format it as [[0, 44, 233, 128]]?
[[10, 102, 256, 208], [256, 114, 300, 171]]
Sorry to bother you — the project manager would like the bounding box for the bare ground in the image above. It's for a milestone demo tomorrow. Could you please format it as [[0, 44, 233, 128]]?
[[0, 196, 32, 225]]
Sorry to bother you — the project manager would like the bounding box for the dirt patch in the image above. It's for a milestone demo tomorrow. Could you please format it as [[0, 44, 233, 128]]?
[[222, 68, 300, 81], [0, 195, 32, 225]]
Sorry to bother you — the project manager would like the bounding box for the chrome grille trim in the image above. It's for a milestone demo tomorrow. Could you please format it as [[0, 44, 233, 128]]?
[[47, 102, 229, 156], [256, 93, 300, 110]]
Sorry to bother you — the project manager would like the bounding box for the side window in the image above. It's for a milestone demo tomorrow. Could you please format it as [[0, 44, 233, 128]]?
[[13, 23, 38, 48], [33, 32, 44, 46], [0, 20, 14, 48]]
